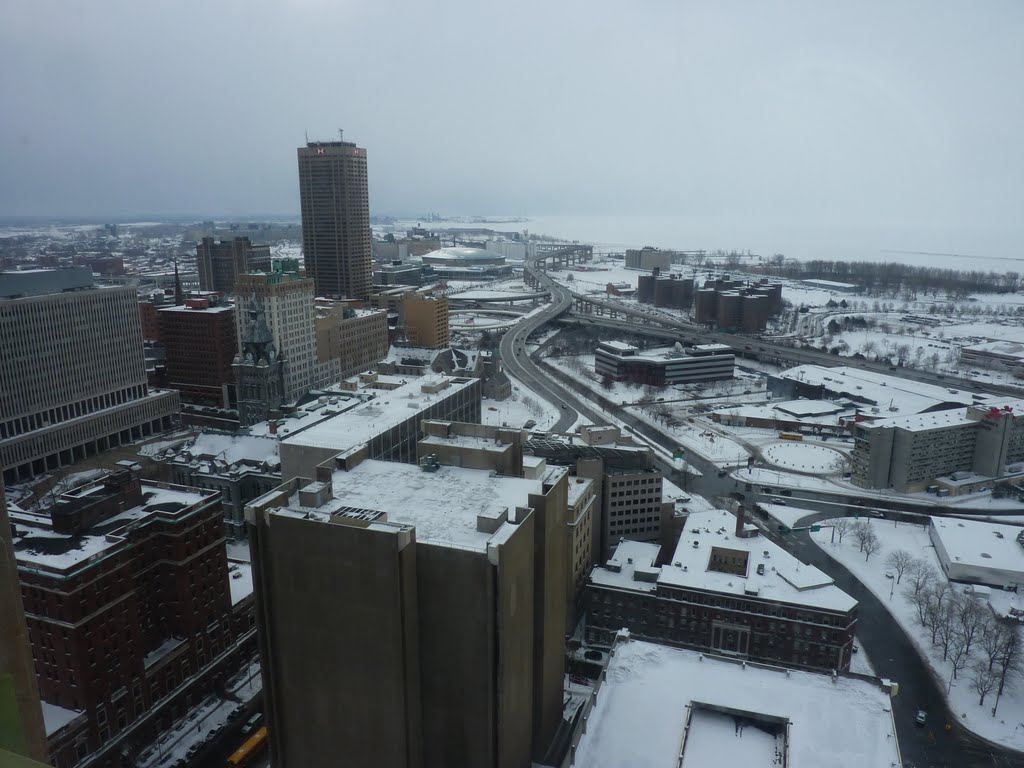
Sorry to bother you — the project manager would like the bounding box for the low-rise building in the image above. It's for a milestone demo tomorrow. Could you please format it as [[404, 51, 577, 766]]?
[[585, 508, 858, 672], [569, 637, 899, 768], [279, 375, 482, 479], [595, 341, 733, 386], [624, 247, 671, 271], [961, 340, 1024, 377], [929, 517, 1024, 590]]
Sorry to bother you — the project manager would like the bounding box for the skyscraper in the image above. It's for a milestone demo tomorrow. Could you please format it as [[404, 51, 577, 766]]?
[[297, 139, 372, 300]]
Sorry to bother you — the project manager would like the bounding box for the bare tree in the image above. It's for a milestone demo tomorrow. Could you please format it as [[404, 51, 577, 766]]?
[[832, 518, 852, 544], [955, 593, 987, 658], [970, 661, 999, 706], [922, 582, 951, 646], [907, 586, 931, 624], [851, 520, 871, 553], [885, 549, 915, 584], [979, 616, 1007, 672], [862, 530, 881, 562], [906, 560, 937, 597], [993, 624, 1024, 715]]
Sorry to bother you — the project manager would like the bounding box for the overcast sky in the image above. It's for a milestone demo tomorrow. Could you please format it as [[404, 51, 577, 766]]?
[[1, 0, 1022, 237]]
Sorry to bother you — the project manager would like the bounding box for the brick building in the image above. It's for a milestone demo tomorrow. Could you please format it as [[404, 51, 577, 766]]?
[[585, 509, 858, 672], [10, 473, 238, 767], [157, 297, 237, 407]]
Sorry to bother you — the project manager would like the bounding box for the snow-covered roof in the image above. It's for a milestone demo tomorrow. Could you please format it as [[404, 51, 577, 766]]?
[[858, 407, 974, 433], [574, 639, 900, 768], [590, 540, 662, 593], [41, 700, 85, 737], [930, 517, 1024, 575], [173, 432, 280, 468], [776, 364, 992, 415], [773, 399, 845, 417], [227, 559, 254, 605], [963, 340, 1024, 359], [273, 459, 544, 552], [592, 509, 856, 613], [13, 483, 217, 574], [280, 376, 477, 452]]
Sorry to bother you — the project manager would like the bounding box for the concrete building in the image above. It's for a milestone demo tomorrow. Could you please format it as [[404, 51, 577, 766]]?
[[961, 340, 1024, 377], [0, 489, 48, 763], [851, 399, 1024, 492], [595, 341, 734, 386], [403, 293, 449, 348], [930, 517, 1024, 590], [157, 297, 236, 407], [245, 454, 570, 767], [0, 270, 179, 485], [526, 426, 666, 558], [236, 260, 316, 403], [690, 277, 782, 331], [586, 509, 858, 672], [569, 638, 900, 768], [625, 247, 671, 271], [10, 473, 243, 767], [196, 237, 271, 294], [418, 247, 513, 281], [279, 375, 482, 479], [313, 302, 389, 383], [298, 140, 373, 300], [373, 261, 425, 286]]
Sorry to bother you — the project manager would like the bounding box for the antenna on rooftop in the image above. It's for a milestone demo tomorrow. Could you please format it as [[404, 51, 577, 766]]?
[[338, 128, 344, 142], [305, 129, 309, 144]]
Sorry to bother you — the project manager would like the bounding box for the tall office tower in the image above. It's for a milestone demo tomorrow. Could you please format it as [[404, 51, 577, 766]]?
[[196, 237, 272, 294], [297, 139, 372, 300], [0, 269, 179, 485], [236, 260, 316, 403], [0, 489, 48, 763], [247, 452, 569, 767]]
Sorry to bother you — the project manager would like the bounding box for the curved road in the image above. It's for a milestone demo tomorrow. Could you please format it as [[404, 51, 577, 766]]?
[[514, 250, 1024, 768]]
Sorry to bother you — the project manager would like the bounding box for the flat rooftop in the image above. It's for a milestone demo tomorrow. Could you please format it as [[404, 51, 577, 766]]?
[[574, 639, 900, 768], [776, 364, 993, 416], [274, 459, 543, 552], [964, 340, 1024, 359], [859, 407, 974, 433], [931, 517, 1024, 574], [12, 483, 217, 573], [592, 509, 856, 613], [170, 432, 280, 468], [280, 376, 477, 452]]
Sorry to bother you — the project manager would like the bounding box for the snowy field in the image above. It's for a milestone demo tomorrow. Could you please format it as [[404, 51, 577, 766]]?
[[810, 518, 1024, 750]]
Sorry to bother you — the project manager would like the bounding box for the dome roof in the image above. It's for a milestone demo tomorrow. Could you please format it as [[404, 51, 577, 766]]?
[[421, 247, 506, 264]]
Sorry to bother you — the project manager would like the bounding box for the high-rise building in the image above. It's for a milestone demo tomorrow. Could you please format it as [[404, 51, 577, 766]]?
[[297, 140, 372, 300], [196, 237, 272, 294], [157, 296, 237, 407], [246, 450, 569, 767], [0, 269, 179, 485], [234, 295, 287, 427]]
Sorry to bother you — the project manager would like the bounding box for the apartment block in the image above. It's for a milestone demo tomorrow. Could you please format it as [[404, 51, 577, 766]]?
[[851, 400, 1024, 492], [0, 270, 178, 485]]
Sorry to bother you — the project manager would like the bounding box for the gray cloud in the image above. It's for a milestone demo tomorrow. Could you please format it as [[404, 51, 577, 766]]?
[[1, 0, 1022, 241]]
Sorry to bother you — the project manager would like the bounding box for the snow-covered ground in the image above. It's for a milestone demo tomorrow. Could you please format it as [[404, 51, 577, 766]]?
[[761, 441, 848, 474], [810, 517, 1024, 750], [482, 376, 564, 431]]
